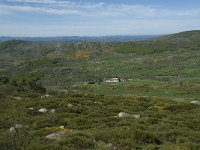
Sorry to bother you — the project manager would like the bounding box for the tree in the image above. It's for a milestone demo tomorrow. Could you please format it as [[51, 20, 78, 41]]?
[[0, 77, 9, 84], [28, 81, 46, 93]]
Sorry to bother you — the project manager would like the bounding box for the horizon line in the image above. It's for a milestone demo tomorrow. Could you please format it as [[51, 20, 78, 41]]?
[[1, 30, 199, 38]]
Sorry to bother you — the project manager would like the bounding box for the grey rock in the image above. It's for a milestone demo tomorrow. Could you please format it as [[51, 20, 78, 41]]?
[[9, 124, 23, 133], [67, 103, 73, 108], [94, 101, 103, 104], [59, 126, 65, 129], [118, 112, 141, 119], [41, 94, 53, 99], [39, 108, 48, 113], [190, 100, 200, 105], [118, 112, 130, 117], [9, 127, 15, 132], [45, 94, 53, 98], [11, 96, 22, 100], [133, 115, 141, 119], [46, 131, 66, 140], [28, 107, 34, 110], [50, 108, 56, 113]]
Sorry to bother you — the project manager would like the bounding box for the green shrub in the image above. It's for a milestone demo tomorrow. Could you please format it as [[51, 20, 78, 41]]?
[[61, 133, 95, 149]]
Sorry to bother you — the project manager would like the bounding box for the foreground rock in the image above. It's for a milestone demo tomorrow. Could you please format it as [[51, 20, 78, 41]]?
[[28, 107, 34, 110], [59, 126, 65, 129], [10, 124, 23, 132], [67, 103, 73, 108], [118, 112, 140, 119], [38, 108, 48, 113], [9, 124, 24, 133], [190, 100, 200, 105], [11, 96, 22, 100], [50, 108, 56, 113], [41, 94, 53, 99], [118, 112, 130, 117], [46, 131, 66, 140], [133, 115, 141, 119]]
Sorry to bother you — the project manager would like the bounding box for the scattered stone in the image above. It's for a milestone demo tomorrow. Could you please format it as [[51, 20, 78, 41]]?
[[11, 96, 22, 100], [9, 124, 23, 133], [190, 100, 200, 105], [94, 101, 103, 104], [133, 115, 141, 119], [60, 126, 65, 129], [46, 131, 66, 140], [28, 107, 34, 110], [118, 112, 141, 119], [120, 78, 127, 82], [127, 79, 133, 81], [50, 108, 55, 113], [67, 103, 73, 108], [14, 124, 23, 128], [118, 112, 130, 117], [41, 94, 53, 99], [45, 94, 53, 98], [9, 127, 15, 133], [38, 108, 48, 113]]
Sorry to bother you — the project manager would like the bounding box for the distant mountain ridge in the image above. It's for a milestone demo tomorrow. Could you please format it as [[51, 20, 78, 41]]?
[[0, 35, 159, 42]]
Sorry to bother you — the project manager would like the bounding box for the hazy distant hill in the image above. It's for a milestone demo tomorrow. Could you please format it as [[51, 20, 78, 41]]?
[[0, 35, 159, 42]]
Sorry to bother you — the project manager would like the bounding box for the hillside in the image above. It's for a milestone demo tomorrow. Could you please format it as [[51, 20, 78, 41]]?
[[0, 30, 200, 149], [1, 30, 200, 97]]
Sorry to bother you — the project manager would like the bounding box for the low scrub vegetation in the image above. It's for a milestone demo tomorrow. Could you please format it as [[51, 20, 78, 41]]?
[[0, 91, 199, 149], [0, 31, 200, 149]]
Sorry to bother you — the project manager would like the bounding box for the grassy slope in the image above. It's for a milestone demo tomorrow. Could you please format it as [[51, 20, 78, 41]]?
[[0, 31, 200, 149], [0, 92, 199, 150]]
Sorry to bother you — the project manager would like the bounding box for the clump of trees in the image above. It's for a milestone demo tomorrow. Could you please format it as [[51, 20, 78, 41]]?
[[28, 80, 46, 93], [0, 77, 9, 85], [0, 76, 46, 94]]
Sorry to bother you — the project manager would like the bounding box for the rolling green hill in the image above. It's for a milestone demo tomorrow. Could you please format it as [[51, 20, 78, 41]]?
[[1, 30, 200, 93], [0, 31, 200, 149]]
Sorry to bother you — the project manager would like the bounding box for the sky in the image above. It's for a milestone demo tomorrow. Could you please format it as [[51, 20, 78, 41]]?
[[0, 0, 200, 36]]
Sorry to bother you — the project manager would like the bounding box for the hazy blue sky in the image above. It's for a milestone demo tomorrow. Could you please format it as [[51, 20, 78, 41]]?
[[0, 0, 200, 36]]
